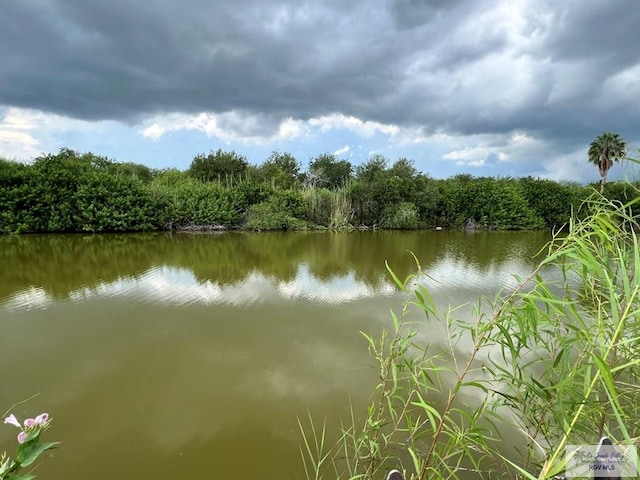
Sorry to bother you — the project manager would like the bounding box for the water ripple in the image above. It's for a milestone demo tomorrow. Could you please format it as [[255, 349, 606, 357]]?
[[15, 265, 397, 308], [1, 257, 554, 312], [1, 286, 53, 312]]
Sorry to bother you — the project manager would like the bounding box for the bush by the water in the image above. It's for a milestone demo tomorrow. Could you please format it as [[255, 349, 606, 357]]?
[[246, 189, 307, 231], [0, 150, 159, 233], [2, 147, 637, 234]]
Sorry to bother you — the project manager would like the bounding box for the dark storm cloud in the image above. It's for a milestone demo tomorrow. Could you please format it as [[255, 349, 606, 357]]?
[[1, 0, 640, 152], [388, 0, 466, 29]]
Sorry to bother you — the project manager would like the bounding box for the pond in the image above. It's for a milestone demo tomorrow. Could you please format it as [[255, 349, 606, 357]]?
[[0, 230, 552, 479]]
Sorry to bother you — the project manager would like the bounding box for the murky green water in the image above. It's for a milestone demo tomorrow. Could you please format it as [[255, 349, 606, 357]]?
[[0, 230, 551, 479]]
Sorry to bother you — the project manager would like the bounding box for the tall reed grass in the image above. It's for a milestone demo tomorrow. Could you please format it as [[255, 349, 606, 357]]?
[[300, 190, 640, 480], [302, 186, 354, 229]]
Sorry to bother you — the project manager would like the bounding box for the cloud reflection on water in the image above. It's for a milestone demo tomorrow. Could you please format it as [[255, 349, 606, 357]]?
[[1, 252, 548, 313], [1, 286, 53, 311], [64, 264, 395, 306]]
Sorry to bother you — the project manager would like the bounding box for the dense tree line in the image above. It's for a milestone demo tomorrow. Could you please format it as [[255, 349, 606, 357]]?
[[1, 147, 637, 234]]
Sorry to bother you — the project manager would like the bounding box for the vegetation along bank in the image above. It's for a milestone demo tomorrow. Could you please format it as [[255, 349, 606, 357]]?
[[0, 132, 635, 234]]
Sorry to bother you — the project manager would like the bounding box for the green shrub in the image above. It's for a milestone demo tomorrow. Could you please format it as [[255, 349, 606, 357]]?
[[152, 177, 247, 228], [270, 189, 306, 219], [518, 177, 588, 229], [75, 173, 160, 232], [1, 150, 164, 233], [380, 202, 419, 229], [439, 176, 544, 229], [0, 159, 29, 233], [602, 180, 640, 216], [245, 202, 307, 231], [235, 180, 274, 206]]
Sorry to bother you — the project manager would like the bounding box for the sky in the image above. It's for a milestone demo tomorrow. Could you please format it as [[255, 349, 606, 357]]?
[[1, 0, 639, 183]]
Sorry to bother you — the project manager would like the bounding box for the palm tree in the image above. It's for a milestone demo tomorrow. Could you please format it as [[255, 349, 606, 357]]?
[[588, 132, 627, 193]]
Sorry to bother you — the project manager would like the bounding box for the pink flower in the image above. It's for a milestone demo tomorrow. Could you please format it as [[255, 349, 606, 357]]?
[[4, 412, 51, 445], [4, 414, 21, 429], [35, 413, 49, 425]]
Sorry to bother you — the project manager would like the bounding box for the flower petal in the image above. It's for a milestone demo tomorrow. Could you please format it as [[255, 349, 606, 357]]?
[[4, 414, 21, 429], [35, 413, 49, 425], [17, 431, 27, 444], [24, 418, 35, 427]]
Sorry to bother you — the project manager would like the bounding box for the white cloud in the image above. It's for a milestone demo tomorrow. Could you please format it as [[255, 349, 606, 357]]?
[[277, 117, 306, 139], [0, 129, 39, 160], [0, 108, 45, 159], [138, 111, 408, 146], [442, 131, 545, 168], [539, 150, 587, 182], [138, 122, 166, 141], [139, 111, 309, 144], [0, 106, 109, 161], [334, 145, 350, 156], [444, 147, 490, 167], [308, 114, 399, 137]]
